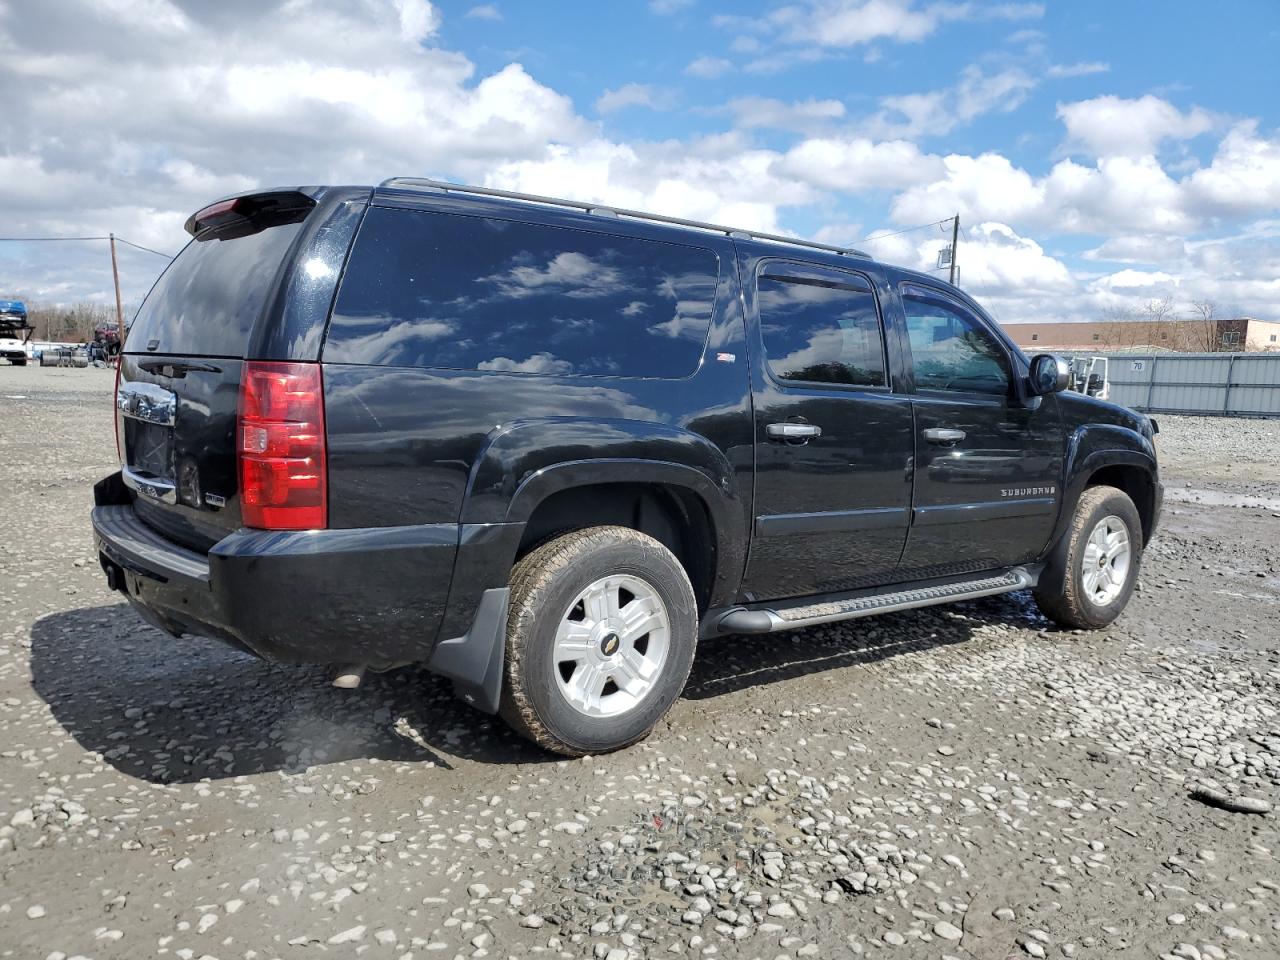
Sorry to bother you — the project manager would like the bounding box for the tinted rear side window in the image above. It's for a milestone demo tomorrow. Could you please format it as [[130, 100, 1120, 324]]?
[[126, 222, 303, 357], [757, 273, 886, 387], [325, 206, 719, 378]]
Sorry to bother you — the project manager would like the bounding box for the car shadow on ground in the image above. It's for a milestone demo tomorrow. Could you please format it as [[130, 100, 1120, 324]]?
[[30, 593, 1047, 783], [684, 590, 1045, 700]]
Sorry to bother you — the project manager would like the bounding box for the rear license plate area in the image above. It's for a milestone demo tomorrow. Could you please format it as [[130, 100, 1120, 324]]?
[[127, 420, 173, 478]]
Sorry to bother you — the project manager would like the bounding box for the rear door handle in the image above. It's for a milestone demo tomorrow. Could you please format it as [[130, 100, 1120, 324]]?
[[766, 422, 822, 442], [923, 427, 966, 445]]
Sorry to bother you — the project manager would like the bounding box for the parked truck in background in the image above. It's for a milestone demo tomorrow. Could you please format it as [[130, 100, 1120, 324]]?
[[0, 300, 32, 365]]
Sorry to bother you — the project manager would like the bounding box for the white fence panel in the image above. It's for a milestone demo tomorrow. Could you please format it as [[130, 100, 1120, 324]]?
[[1103, 353, 1280, 417]]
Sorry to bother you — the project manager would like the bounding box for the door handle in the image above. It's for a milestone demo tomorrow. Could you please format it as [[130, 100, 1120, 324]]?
[[766, 422, 822, 442], [923, 427, 966, 445]]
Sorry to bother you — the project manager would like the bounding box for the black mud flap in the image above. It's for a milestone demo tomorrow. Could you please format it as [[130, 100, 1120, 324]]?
[[427, 587, 509, 714]]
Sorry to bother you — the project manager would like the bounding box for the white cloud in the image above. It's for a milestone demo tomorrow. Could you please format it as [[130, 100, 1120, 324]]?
[[727, 96, 846, 133], [774, 0, 1044, 49], [649, 0, 695, 12], [952, 222, 1074, 295], [596, 83, 667, 113], [779, 137, 945, 191], [396, 0, 441, 42], [486, 135, 820, 235], [465, 5, 502, 20], [861, 220, 1071, 295], [867, 65, 1037, 138], [685, 56, 733, 78], [1185, 121, 1280, 217], [891, 151, 1211, 237], [1091, 268, 1180, 291], [811, 222, 865, 247], [0, 0, 592, 302], [1046, 61, 1109, 79], [1057, 94, 1215, 157], [1083, 235, 1189, 265]]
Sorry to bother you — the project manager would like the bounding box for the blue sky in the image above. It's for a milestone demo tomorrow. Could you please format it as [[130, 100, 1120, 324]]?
[[1, 0, 1278, 325]]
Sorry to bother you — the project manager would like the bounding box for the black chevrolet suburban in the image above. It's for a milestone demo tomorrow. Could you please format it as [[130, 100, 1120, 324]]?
[[93, 180, 1162, 756]]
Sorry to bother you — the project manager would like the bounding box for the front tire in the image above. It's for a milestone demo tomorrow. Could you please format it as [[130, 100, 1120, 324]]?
[[499, 526, 697, 756], [1033, 485, 1143, 629]]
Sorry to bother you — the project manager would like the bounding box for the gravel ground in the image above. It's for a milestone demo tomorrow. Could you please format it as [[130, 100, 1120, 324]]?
[[1, 365, 1278, 960]]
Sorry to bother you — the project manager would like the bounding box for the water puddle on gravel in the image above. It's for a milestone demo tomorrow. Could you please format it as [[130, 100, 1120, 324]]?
[[1163, 486, 1280, 511]]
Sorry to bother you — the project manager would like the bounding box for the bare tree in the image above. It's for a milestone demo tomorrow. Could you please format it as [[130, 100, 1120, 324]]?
[[1141, 296, 1177, 353], [1094, 305, 1131, 351], [1188, 299, 1220, 352]]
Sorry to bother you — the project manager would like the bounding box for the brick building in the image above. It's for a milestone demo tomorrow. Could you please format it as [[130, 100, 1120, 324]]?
[[1005, 317, 1280, 353]]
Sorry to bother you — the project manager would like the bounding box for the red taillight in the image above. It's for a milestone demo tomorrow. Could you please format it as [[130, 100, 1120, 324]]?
[[238, 361, 327, 530], [113, 359, 123, 463]]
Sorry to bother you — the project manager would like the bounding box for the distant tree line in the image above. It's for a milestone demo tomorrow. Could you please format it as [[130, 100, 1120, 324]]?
[[1093, 298, 1240, 352], [22, 302, 136, 343]]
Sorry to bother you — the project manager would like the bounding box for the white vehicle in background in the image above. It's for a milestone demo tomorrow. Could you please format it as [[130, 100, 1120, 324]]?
[[1068, 355, 1109, 400], [0, 300, 33, 366]]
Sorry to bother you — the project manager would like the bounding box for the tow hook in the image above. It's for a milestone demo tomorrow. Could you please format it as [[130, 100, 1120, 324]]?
[[103, 559, 127, 594]]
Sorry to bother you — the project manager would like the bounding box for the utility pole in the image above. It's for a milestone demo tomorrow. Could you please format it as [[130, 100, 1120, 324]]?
[[110, 232, 127, 353], [949, 213, 960, 286]]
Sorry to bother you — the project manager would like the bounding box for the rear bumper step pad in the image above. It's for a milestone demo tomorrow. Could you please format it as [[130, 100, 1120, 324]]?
[[716, 567, 1036, 635]]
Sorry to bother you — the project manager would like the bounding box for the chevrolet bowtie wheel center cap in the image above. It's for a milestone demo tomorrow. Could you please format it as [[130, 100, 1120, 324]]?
[[600, 633, 621, 657]]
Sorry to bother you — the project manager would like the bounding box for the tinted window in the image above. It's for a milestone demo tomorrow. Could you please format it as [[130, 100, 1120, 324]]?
[[325, 207, 719, 378], [127, 222, 302, 357], [757, 273, 886, 387], [902, 286, 1010, 397]]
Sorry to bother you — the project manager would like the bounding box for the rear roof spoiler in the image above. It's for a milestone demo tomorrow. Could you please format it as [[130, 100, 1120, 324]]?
[[184, 189, 319, 239]]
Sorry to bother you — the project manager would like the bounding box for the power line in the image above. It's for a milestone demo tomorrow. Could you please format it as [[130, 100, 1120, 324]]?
[[0, 234, 175, 259], [113, 237, 176, 259], [857, 217, 953, 244], [0, 235, 110, 241]]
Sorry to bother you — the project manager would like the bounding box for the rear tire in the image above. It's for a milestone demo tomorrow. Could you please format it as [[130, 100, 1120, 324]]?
[[499, 526, 697, 756], [1033, 485, 1143, 629]]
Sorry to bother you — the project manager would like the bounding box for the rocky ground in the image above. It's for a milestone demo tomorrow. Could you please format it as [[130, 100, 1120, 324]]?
[[1, 365, 1278, 960]]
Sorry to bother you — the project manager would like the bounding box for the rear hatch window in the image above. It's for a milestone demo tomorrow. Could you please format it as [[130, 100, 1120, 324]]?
[[127, 220, 304, 358], [119, 201, 311, 550]]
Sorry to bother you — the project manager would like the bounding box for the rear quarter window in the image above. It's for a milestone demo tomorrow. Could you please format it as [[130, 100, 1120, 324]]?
[[324, 206, 719, 378]]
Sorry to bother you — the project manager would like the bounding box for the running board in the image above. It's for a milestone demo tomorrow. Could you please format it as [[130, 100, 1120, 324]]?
[[715, 567, 1037, 635]]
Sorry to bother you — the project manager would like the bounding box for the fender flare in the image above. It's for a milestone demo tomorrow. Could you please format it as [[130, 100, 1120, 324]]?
[[1048, 423, 1158, 549], [503, 457, 746, 610], [451, 417, 749, 615]]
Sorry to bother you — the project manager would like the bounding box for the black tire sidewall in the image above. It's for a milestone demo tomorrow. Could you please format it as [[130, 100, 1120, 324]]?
[[1070, 491, 1143, 628], [516, 538, 696, 754]]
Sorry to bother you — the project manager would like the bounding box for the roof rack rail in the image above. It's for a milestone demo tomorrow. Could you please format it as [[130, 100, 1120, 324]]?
[[379, 177, 870, 260]]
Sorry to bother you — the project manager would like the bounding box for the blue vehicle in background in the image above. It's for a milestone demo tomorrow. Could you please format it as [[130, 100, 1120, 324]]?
[[0, 300, 33, 366]]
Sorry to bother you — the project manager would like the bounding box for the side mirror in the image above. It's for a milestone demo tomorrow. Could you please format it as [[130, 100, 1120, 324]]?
[[1029, 353, 1070, 395]]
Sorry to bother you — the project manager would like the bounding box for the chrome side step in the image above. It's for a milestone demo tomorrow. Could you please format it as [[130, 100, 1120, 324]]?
[[715, 567, 1036, 635]]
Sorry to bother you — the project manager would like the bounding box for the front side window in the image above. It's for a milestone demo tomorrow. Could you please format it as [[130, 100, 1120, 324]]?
[[757, 271, 886, 387], [901, 285, 1011, 397], [325, 206, 719, 378]]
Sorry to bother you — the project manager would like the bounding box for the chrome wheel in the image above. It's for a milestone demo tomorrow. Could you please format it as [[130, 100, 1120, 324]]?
[[553, 574, 671, 719], [1082, 514, 1131, 606]]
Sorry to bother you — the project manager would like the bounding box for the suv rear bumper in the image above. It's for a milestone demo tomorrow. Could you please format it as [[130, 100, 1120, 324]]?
[[93, 502, 460, 668]]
